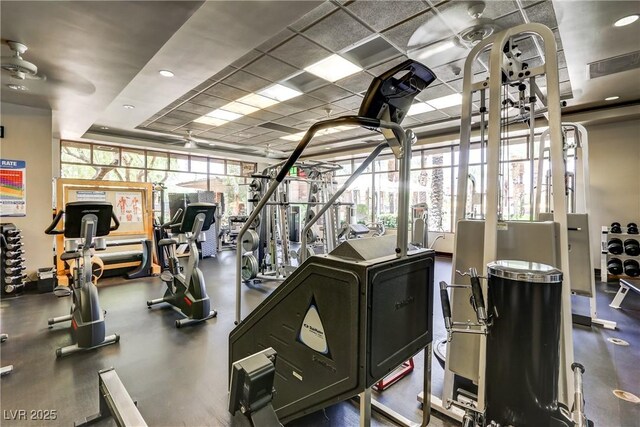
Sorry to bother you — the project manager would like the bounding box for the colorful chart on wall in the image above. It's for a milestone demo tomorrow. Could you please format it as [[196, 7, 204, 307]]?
[[115, 192, 143, 223], [0, 159, 27, 217]]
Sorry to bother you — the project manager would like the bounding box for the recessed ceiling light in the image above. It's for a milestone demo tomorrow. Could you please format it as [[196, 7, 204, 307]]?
[[123, 104, 135, 109], [221, 101, 260, 115], [206, 109, 242, 121], [100, 126, 109, 130], [426, 93, 463, 109], [237, 93, 280, 109], [614, 14, 639, 27], [605, 96, 620, 101], [159, 70, 174, 77], [194, 116, 228, 126], [304, 54, 362, 82], [7, 84, 27, 91], [407, 102, 436, 116], [324, 147, 331, 150], [259, 84, 302, 102]]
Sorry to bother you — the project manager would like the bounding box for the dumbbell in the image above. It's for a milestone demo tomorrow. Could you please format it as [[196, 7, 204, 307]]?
[[610, 222, 622, 234], [607, 258, 623, 275], [4, 258, 25, 267], [4, 249, 25, 258], [4, 266, 26, 275], [623, 259, 640, 277], [4, 236, 20, 244], [607, 238, 624, 255], [627, 222, 638, 235], [4, 229, 21, 236], [4, 274, 26, 285], [624, 238, 640, 256], [4, 242, 23, 251]]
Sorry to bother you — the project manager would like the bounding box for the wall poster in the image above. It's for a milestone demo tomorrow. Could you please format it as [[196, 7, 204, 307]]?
[[0, 159, 27, 217], [115, 192, 143, 223]]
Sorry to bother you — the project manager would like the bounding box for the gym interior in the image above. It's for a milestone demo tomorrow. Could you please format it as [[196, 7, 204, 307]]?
[[1, 1, 639, 426]]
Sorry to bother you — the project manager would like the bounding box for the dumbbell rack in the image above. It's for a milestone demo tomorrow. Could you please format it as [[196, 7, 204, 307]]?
[[1, 223, 27, 296], [601, 224, 640, 281]]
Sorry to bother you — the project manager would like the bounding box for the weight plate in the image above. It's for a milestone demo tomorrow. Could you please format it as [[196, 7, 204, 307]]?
[[309, 195, 318, 204], [241, 254, 259, 281], [298, 246, 315, 260], [310, 182, 319, 194], [306, 210, 316, 222], [306, 229, 317, 243], [249, 179, 262, 192], [242, 229, 260, 252], [251, 215, 261, 229]]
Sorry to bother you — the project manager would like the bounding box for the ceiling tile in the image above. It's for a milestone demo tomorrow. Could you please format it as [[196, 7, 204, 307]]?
[[244, 55, 299, 83], [367, 54, 409, 76], [185, 122, 216, 132], [155, 116, 187, 126], [408, 110, 449, 124], [336, 71, 373, 93], [220, 70, 272, 93], [193, 79, 216, 93], [332, 94, 364, 110], [255, 28, 296, 53], [308, 103, 349, 118], [264, 102, 301, 116], [203, 84, 250, 102], [273, 116, 304, 128], [178, 102, 216, 116], [438, 106, 462, 117], [524, 0, 558, 29], [164, 110, 201, 123], [177, 90, 199, 102], [284, 72, 329, 93], [347, 1, 429, 32], [558, 67, 569, 82], [430, 61, 465, 83], [195, 129, 226, 139], [494, 11, 525, 29], [559, 81, 573, 96], [146, 122, 179, 132], [308, 85, 354, 103], [304, 10, 374, 52], [191, 93, 230, 109], [289, 110, 325, 122], [246, 109, 283, 122], [557, 50, 567, 68], [290, 1, 339, 31], [382, 10, 433, 52], [482, 0, 519, 19], [234, 115, 266, 127], [270, 35, 332, 69], [229, 50, 262, 70], [282, 94, 326, 110], [209, 65, 240, 83], [416, 83, 456, 101], [216, 122, 250, 133], [552, 28, 563, 50], [342, 36, 403, 69]]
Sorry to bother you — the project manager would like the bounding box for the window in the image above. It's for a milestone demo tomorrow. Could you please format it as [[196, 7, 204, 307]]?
[[147, 151, 168, 170], [191, 156, 208, 173], [169, 154, 189, 171], [227, 161, 241, 176], [209, 159, 225, 175], [93, 145, 120, 166], [121, 149, 145, 168], [61, 141, 91, 164]]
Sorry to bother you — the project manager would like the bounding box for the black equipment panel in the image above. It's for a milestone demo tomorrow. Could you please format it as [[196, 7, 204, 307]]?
[[178, 203, 216, 233], [359, 59, 436, 125], [63, 202, 116, 238]]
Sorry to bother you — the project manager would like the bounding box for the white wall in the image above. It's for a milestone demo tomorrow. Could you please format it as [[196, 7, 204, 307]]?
[[0, 103, 54, 278], [585, 118, 640, 268]]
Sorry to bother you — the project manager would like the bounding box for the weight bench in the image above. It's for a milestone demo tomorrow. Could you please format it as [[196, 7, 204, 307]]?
[[610, 278, 640, 309], [76, 368, 147, 427]]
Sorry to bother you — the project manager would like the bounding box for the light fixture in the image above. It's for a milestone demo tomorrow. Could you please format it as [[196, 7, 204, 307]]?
[[206, 109, 242, 121], [7, 84, 27, 91], [279, 125, 354, 141], [159, 69, 175, 77], [220, 101, 259, 115], [237, 93, 279, 109], [407, 102, 435, 116], [426, 93, 463, 109], [614, 14, 639, 27], [194, 116, 228, 126], [605, 96, 620, 101], [324, 147, 331, 150], [100, 126, 109, 130], [414, 40, 456, 61], [304, 54, 362, 82], [123, 104, 135, 109], [259, 84, 302, 102]]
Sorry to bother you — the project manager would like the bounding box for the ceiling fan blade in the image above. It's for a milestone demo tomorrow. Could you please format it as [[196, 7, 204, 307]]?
[[407, 38, 470, 66]]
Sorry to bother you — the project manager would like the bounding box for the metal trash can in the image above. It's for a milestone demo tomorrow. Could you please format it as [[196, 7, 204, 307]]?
[[485, 260, 569, 426], [37, 267, 56, 293]]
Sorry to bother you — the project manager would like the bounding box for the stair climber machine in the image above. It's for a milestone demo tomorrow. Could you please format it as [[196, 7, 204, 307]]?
[[147, 203, 217, 328], [45, 202, 120, 357], [412, 23, 591, 426], [229, 59, 438, 427]]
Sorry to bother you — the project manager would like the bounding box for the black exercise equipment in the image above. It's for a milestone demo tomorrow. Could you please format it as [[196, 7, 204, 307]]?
[[229, 347, 282, 427], [607, 238, 624, 255], [607, 258, 623, 275], [76, 368, 147, 427], [0, 333, 12, 376], [45, 201, 120, 357], [610, 222, 622, 234], [627, 222, 638, 234], [147, 203, 217, 328], [623, 259, 640, 277], [624, 238, 640, 256]]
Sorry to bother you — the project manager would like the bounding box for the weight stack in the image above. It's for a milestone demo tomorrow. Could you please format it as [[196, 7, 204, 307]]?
[[485, 260, 570, 427], [1, 223, 27, 296]]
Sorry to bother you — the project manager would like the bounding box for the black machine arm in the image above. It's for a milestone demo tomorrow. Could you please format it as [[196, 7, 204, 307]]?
[[45, 210, 66, 235], [110, 211, 120, 232]]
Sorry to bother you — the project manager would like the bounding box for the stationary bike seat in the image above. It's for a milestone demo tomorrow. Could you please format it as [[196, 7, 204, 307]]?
[[61, 252, 81, 261], [158, 238, 178, 247]]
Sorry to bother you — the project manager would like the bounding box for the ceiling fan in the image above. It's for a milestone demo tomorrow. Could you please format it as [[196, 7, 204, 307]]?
[[407, 1, 501, 66], [1, 40, 46, 83], [256, 143, 287, 159], [166, 130, 287, 159]]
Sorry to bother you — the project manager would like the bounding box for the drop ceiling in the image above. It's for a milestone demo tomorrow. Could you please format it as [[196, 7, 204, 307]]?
[[1, 0, 639, 162]]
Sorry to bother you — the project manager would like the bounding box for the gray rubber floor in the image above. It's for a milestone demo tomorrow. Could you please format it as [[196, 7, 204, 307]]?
[[1, 252, 638, 426]]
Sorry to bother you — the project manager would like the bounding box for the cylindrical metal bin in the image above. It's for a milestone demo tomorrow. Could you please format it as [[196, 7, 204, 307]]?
[[485, 260, 568, 426]]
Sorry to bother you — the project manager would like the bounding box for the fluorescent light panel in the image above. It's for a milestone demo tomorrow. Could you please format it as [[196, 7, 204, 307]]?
[[206, 109, 242, 121], [194, 116, 228, 126], [426, 93, 463, 109], [304, 54, 362, 82], [258, 84, 302, 102], [408, 102, 435, 116], [279, 125, 356, 141], [221, 101, 260, 115]]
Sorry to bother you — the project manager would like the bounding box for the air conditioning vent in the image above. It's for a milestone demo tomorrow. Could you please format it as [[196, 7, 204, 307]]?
[[588, 51, 640, 79], [258, 122, 300, 134]]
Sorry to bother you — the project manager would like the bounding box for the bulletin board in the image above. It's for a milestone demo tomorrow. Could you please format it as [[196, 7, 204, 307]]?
[[54, 179, 157, 283]]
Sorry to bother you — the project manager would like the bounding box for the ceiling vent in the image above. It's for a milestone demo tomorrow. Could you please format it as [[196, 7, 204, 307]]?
[[258, 122, 300, 134], [588, 51, 640, 79]]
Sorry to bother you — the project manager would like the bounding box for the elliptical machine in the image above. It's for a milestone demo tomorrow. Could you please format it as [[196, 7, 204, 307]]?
[[45, 202, 120, 357], [147, 203, 217, 328]]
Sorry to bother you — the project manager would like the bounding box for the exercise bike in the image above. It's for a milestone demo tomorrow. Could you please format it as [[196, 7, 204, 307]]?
[[147, 203, 217, 328], [45, 202, 120, 357]]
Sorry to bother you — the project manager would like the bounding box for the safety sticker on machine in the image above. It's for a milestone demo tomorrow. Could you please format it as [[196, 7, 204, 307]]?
[[298, 296, 330, 356]]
